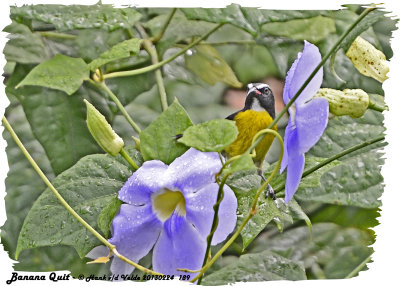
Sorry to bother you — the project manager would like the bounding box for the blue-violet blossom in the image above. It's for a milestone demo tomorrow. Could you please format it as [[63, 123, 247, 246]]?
[[88, 148, 237, 276], [280, 41, 329, 203]]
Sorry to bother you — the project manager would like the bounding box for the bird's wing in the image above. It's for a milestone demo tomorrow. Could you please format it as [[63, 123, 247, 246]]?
[[226, 110, 241, 120]]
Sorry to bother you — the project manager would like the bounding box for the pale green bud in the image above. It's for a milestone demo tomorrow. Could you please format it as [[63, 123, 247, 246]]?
[[346, 36, 389, 83], [316, 88, 369, 118], [84, 99, 124, 156], [132, 136, 141, 152]]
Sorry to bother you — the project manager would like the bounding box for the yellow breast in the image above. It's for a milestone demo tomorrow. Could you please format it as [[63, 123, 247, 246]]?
[[225, 110, 277, 162]]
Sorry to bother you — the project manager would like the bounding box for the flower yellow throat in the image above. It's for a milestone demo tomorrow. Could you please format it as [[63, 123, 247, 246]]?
[[225, 109, 277, 163]]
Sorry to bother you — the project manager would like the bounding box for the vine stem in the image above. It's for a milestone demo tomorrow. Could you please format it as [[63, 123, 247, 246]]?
[[191, 129, 284, 283], [150, 8, 177, 43], [103, 23, 224, 80], [197, 173, 230, 284], [2, 116, 160, 275], [247, 6, 377, 153], [273, 134, 385, 194], [120, 147, 139, 170], [37, 31, 77, 39], [91, 80, 142, 134]]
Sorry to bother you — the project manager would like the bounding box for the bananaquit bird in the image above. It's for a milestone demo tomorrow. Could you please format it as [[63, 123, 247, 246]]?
[[225, 83, 278, 198]]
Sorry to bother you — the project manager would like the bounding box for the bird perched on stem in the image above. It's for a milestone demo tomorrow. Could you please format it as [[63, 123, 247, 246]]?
[[225, 83, 278, 198]]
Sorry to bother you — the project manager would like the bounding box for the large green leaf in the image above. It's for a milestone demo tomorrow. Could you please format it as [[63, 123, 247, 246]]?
[[15, 151, 135, 259], [6, 64, 101, 175], [140, 99, 193, 164], [232, 44, 279, 83], [259, 37, 304, 78], [1, 104, 109, 276], [181, 4, 259, 35], [16, 54, 89, 95], [236, 189, 283, 249], [3, 22, 49, 64], [181, 5, 328, 36], [76, 28, 127, 62], [105, 72, 155, 107], [203, 250, 306, 285], [89, 38, 142, 71], [297, 110, 385, 208], [10, 4, 141, 31], [185, 45, 242, 88], [178, 119, 238, 152], [262, 15, 336, 43], [1, 105, 54, 259], [249, 223, 373, 279]]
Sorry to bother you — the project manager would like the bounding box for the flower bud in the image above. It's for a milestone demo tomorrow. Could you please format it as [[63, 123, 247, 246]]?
[[346, 36, 389, 83], [316, 88, 369, 118], [84, 99, 124, 156]]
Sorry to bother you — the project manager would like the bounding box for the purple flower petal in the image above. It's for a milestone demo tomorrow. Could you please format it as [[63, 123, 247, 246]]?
[[285, 152, 305, 203], [283, 53, 300, 104], [280, 118, 295, 173], [167, 148, 222, 194], [152, 214, 206, 277], [108, 204, 162, 275], [86, 245, 109, 259], [118, 160, 169, 205], [285, 41, 323, 105], [295, 97, 329, 154], [185, 182, 237, 245]]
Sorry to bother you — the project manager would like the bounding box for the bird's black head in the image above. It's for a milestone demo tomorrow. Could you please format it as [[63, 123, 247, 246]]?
[[244, 83, 275, 118]]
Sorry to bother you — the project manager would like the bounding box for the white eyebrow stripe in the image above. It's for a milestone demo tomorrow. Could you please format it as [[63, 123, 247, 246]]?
[[254, 83, 270, 89]]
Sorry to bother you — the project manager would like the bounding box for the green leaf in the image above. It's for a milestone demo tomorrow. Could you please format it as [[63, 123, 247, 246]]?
[[140, 98, 193, 164], [324, 245, 372, 278], [185, 45, 242, 88], [105, 73, 155, 107], [202, 250, 306, 285], [16, 54, 89, 95], [10, 4, 142, 31], [236, 189, 283, 249], [233, 45, 279, 83], [6, 64, 101, 175], [181, 4, 259, 35], [311, 205, 379, 230], [274, 199, 312, 235], [258, 37, 304, 78], [181, 5, 329, 36], [89, 38, 142, 71], [227, 154, 256, 174], [76, 28, 127, 62], [299, 110, 385, 208], [1, 104, 54, 259], [1, 104, 108, 276], [178, 119, 238, 152], [144, 12, 215, 55], [249, 223, 373, 279], [261, 15, 336, 43], [16, 153, 132, 259], [97, 197, 122, 238], [3, 22, 49, 64]]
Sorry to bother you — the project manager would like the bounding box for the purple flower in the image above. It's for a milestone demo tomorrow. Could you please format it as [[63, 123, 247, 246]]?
[[88, 148, 237, 277], [280, 41, 329, 203]]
